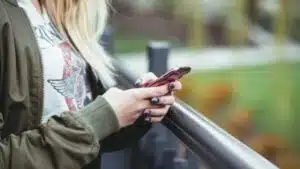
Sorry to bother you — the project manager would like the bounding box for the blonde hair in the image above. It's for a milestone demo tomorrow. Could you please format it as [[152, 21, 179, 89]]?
[[41, 0, 116, 87]]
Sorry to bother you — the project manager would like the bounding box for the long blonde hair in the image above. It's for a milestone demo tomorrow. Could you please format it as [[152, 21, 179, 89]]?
[[41, 0, 116, 87]]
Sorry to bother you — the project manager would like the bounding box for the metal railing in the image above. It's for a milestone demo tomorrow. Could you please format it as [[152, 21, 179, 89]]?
[[112, 58, 279, 169], [99, 25, 280, 169]]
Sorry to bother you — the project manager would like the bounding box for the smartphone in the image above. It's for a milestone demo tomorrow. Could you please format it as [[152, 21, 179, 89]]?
[[142, 66, 191, 87]]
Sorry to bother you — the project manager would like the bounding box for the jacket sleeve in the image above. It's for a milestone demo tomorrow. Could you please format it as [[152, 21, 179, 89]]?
[[0, 96, 120, 169], [100, 111, 152, 152]]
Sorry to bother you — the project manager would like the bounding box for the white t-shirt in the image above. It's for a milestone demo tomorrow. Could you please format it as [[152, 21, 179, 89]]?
[[18, 0, 93, 123]]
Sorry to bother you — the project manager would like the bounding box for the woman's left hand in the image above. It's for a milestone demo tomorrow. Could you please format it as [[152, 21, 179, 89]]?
[[136, 72, 182, 123]]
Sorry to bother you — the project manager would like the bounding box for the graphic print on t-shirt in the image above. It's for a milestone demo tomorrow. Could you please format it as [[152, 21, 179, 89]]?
[[33, 22, 61, 49], [33, 21, 92, 111], [47, 42, 91, 110]]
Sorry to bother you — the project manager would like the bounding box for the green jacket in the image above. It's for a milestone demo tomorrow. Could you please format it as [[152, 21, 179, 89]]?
[[0, 0, 151, 168]]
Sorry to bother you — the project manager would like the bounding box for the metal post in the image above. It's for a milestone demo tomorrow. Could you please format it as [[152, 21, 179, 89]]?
[[153, 138, 168, 168], [147, 41, 170, 142], [131, 41, 180, 169], [186, 150, 201, 169], [146, 41, 183, 169], [161, 148, 176, 169], [147, 41, 169, 76], [147, 40, 170, 147], [173, 158, 188, 169], [101, 149, 131, 169]]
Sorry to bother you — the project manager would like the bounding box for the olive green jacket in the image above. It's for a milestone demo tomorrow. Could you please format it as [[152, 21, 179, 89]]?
[[0, 0, 150, 168]]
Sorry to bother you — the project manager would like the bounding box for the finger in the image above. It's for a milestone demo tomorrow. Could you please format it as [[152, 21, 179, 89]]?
[[164, 81, 182, 95], [141, 72, 157, 83], [136, 100, 163, 111], [146, 116, 164, 123], [147, 107, 170, 117], [151, 95, 175, 105], [168, 81, 182, 92], [172, 81, 182, 91], [134, 84, 170, 99], [136, 72, 157, 86]]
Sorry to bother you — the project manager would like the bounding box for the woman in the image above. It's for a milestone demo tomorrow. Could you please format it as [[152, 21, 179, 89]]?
[[0, 0, 182, 169]]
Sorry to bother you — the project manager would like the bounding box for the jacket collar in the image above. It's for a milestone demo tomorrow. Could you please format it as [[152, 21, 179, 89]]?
[[4, 0, 18, 6]]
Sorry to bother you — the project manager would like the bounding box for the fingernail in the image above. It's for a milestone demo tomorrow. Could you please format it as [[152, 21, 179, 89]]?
[[151, 97, 160, 104], [144, 110, 151, 121], [146, 116, 151, 122], [144, 110, 150, 116], [135, 79, 142, 86], [168, 83, 175, 91]]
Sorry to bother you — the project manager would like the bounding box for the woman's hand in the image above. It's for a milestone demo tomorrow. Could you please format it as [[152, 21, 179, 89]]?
[[136, 73, 182, 123], [103, 72, 182, 128], [102, 83, 170, 128]]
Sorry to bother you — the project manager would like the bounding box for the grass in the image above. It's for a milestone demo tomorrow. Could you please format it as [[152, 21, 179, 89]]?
[[182, 61, 300, 148], [114, 32, 150, 54]]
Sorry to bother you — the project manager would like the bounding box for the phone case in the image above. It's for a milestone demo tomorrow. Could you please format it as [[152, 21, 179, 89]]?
[[143, 67, 191, 87]]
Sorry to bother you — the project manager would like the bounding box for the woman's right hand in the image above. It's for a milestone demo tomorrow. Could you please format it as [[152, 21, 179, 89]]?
[[103, 85, 173, 128]]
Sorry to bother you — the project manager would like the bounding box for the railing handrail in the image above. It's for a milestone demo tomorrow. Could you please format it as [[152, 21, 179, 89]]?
[[112, 59, 279, 169]]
